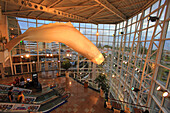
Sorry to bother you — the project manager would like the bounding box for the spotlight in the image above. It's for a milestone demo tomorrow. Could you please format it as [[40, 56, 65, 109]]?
[[119, 32, 124, 34], [157, 86, 161, 91], [131, 87, 140, 92], [50, 54, 53, 56], [163, 92, 169, 97], [21, 56, 24, 58], [156, 86, 166, 92], [96, 32, 99, 36], [25, 54, 30, 58], [46, 54, 49, 57], [112, 74, 115, 78], [148, 16, 159, 22]]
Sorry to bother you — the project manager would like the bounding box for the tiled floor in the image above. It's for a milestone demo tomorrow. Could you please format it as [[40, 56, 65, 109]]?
[[0, 71, 112, 113]]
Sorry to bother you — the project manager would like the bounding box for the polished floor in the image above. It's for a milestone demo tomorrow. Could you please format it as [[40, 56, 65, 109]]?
[[0, 71, 112, 113]]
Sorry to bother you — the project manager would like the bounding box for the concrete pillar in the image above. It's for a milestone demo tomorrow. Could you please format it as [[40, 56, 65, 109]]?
[[0, 7, 9, 42]]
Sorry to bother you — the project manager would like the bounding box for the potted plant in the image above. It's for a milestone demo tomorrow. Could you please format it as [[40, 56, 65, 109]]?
[[61, 58, 71, 78], [94, 73, 110, 98]]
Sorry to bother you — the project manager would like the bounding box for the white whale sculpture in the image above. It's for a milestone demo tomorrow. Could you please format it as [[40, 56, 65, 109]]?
[[6, 22, 104, 64]]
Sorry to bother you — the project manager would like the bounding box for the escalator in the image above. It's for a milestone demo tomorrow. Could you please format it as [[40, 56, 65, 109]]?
[[0, 88, 70, 113], [34, 87, 65, 104], [0, 93, 71, 113]]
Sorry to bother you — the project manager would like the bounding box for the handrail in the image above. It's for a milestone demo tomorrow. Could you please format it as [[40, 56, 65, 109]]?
[[110, 98, 150, 109]]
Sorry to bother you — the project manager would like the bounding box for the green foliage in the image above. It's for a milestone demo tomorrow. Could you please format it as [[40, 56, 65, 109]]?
[[103, 45, 112, 49], [94, 73, 110, 93], [61, 59, 71, 71]]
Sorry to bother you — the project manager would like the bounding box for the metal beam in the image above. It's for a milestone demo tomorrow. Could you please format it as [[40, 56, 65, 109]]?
[[3, 10, 35, 14], [47, 0, 63, 8], [88, 8, 105, 19], [94, 0, 127, 20], [55, 5, 97, 9], [117, 1, 147, 9], [6, 0, 95, 23], [73, 4, 99, 15], [39, 0, 45, 4], [94, 13, 115, 18]]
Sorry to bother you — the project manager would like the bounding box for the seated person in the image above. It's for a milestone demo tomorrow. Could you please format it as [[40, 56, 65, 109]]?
[[17, 91, 25, 103], [8, 87, 13, 102]]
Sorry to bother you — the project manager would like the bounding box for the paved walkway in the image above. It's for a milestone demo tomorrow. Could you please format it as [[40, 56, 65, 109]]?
[[0, 72, 112, 113]]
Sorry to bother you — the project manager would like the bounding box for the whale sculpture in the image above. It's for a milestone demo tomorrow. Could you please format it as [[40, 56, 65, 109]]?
[[6, 22, 104, 64]]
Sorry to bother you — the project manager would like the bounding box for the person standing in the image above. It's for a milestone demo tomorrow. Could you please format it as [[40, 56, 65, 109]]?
[[15, 77, 20, 86], [8, 87, 13, 102], [17, 91, 25, 103], [20, 76, 25, 88]]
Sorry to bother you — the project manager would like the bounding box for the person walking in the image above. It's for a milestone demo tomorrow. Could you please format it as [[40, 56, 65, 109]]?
[[8, 87, 13, 102]]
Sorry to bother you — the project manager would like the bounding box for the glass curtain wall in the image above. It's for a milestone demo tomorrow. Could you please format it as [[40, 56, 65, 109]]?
[[111, 0, 169, 113], [6, 0, 169, 112]]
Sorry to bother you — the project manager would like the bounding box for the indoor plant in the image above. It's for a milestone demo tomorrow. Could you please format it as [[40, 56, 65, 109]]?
[[61, 58, 71, 78], [94, 73, 110, 97]]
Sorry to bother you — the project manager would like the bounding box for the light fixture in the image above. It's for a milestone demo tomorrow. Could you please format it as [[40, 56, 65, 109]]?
[[21, 56, 24, 58], [50, 54, 53, 56], [10, 28, 14, 30], [119, 32, 123, 34], [58, 60, 60, 62], [157, 86, 161, 91], [46, 54, 49, 57], [131, 87, 140, 92], [96, 32, 99, 36], [114, 64, 117, 67], [112, 34, 115, 36], [25, 54, 30, 58], [32, 61, 35, 63], [156, 86, 166, 92], [135, 68, 138, 71], [163, 92, 169, 97], [148, 16, 159, 22], [112, 74, 115, 78], [52, 60, 54, 62]]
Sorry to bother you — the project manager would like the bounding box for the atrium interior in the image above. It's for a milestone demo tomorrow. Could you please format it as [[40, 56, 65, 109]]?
[[0, 0, 169, 113]]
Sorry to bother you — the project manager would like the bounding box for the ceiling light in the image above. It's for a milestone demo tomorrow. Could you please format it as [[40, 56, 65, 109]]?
[[96, 32, 99, 36], [46, 54, 49, 57]]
